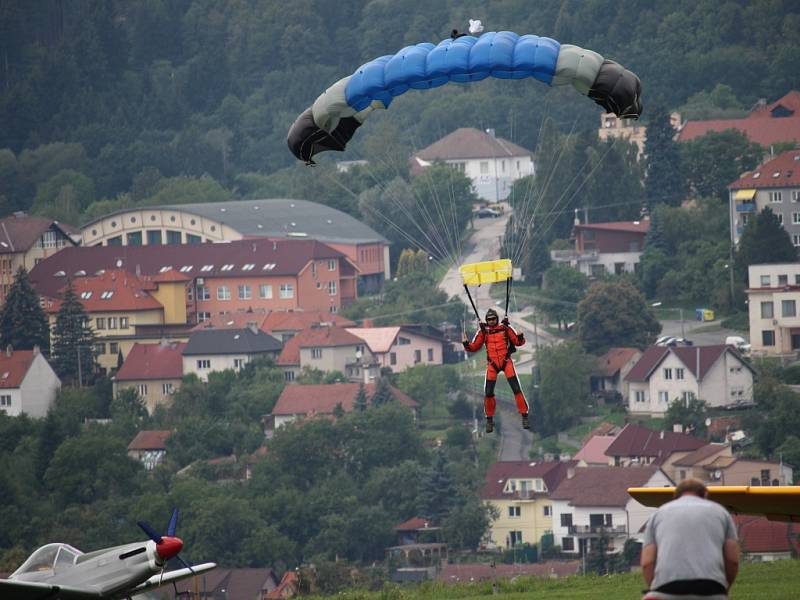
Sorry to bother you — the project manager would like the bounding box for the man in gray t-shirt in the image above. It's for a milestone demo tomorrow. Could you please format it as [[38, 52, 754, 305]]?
[[641, 479, 739, 600]]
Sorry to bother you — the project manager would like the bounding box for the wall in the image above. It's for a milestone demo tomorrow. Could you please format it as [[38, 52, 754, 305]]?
[[747, 263, 800, 355], [183, 352, 277, 382], [150, 281, 188, 324], [298, 343, 373, 375], [720, 460, 793, 486], [372, 331, 444, 371], [486, 498, 553, 549], [17, 353, 61, 418], [114, 377, 181, 414], [731, 187, 800, 246], [699, 352, 753, 408], [82, 209, 239, 246]]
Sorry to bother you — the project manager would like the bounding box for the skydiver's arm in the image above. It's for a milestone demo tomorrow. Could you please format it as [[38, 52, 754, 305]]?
[[463, 327, 485, 352], [504, 322, 526, 346]]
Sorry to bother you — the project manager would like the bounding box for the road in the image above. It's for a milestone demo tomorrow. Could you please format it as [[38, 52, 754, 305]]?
[[659, 318, 746, 346]]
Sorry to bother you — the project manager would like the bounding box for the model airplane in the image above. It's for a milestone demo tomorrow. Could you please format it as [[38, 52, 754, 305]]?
[[628, 485, 800, 522], [0, 508, 215, 599]]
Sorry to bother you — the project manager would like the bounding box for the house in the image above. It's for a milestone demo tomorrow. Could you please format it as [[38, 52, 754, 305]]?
[[41, 269, 189, 373], [590, 347, 642, 400], [550, 217, 650, 278], [113, 341, 186, 414], [597, 112, 681, 159], [604, 423, 706, 467], [79, 198, 390, 292], [270, 382, 418, 429], [192, 308, 355, 343], [265, 571, 299, 600], [0, 213, 79, 304], [275, 325, 376, 382], [127, 430, 171, 470], [30, 238, 360, 320], [574, 435, 618, 467], [746, 263, 800, 355], [0, 346, 61, 418], [346, 325, 446, 372], [174, 568, 279, 600], [678, 91, 800, 146], [182, 327, 282, 382], [624, 345, 755, 415], [394, 517, 441, 546], [661, 443, 793, 486], [549, 465, 673, 556], [733, 515, 800, 562], [410, 128, 534, 202], [481, 460, 574, 549], [728, 150, 800, 247]]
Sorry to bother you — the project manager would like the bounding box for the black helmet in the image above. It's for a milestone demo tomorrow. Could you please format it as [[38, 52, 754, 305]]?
[[485, 308, 499, 322]]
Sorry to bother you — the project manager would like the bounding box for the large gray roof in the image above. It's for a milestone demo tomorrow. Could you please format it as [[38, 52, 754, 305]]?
[[164, 199, 388, 245], [184, 328, 282, 356]]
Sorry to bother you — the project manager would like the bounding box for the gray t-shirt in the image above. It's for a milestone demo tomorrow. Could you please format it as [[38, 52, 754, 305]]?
[[643, 494, 737, 590]]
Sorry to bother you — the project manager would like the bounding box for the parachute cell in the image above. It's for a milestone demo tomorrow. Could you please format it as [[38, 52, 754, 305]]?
[[288, 30, 642, 164]]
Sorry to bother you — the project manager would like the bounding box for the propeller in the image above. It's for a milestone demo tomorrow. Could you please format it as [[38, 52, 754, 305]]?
[[137, 508, 194, 576]]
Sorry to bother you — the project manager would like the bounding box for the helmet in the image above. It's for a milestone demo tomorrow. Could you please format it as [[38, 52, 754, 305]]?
[[485, 308, 499, 322]]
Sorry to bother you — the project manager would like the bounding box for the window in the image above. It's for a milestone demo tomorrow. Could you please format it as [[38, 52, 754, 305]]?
[[414, 349, 421, 364], [197, 311, 211, 322], [480, 161, 489, 174], [761, 275, 771, 286], [509, 531, 522, 546], [330, 305, 338, 313], [107, 235, 122, 246], [328, 281, 337, 296], [793, 190, 800, 202], [108, 317, 117, 329], [234, 358, 245, 369], [561, 537, 574, 551], [186, 234, 201, 244], [663, 368, 672, 380], [762, 330, 775, 346], [794, 235, 800, 247], [398, 336, 411, 345], [96, 317, 106, 330], [634, 390, 645, 403], [201, 264, 214, 272], [427, 348, 434, 361], [779, 274, 789, 286], [127, 231, 143, 245], [259, 284, 273, 299], [676, 368, 684, 380], [166, 230, 182, 245], [796, 274, 800, 285], [0, 394, 10, 407], [311, 348, 322, 359], [40, 230, 57, 248], [659, 391, 669, 404], [761, 301, 774, 318], [543, 506, 552, 517], [328, 259, 336, 271], [217, 286, 231, 301], [770, 191, 783, 203], [284, 370, 295, 382], [242, 263, 255, 271], [741, 213, 750, 225], [280, 283, 294, 299], [794, 213, 800, 225], [220, 264, 234, 272], [137, 384, 148, 396], [238, 284, 251, 300], [95, 342, 106, 355], [162, 383, 174, 395], [682, 391, 695, 403], [560, 513, 573, 527], [109, 342, 118, 354], [508, 506, 521, 518], [761, 469, 771, 484], [777, 213, 784, 225], [197, 286, 210, 300], [119, 317, 129, 329], [147, 230, 162, 245], [179, 265, 193, 273], [783, 300, 797, 317], [390, 352, 397, 365], [197, 359, 211, 369]]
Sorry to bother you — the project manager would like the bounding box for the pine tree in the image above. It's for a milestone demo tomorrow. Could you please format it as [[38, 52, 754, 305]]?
[[644, 102, 684, 208], [370, 376, 395, 407], [354, 382, 368, 412], [413, 249, 429, 274], [418, 449, 456, 523], [735, 207, 797, 284], [396, 249, 414, 278], [0, 267, 50, 354], [51, 280, 97, 385]]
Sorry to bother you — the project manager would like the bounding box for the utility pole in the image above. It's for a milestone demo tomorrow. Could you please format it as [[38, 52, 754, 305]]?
[[680, 308, 685, 338], [77, 345, 83, 387]]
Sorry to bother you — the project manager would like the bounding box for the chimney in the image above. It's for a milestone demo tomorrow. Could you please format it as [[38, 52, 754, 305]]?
[[574, 208, 580, 226], [5, 345, 11, 357], [485, 128, 496, 137], [566, 466, 576, 479], [248, 323, 259, 335], [272, 241, 277, 251], [135, 264, 142, 277], [33, 345, 40, 356]]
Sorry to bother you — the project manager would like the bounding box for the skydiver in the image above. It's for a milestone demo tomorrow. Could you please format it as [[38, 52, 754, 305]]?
[[462, 308, 529, 433], [451, 19, 484, 40]]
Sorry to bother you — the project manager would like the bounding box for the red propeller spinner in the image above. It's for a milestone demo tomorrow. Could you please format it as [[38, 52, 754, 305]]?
[[155, 536, 183, 562]]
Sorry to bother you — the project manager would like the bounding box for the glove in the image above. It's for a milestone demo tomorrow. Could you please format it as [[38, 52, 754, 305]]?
[[469, 19, 484, 35], [461, 331, 469, 344], [518, 334, 526, 345], [501, 316, 510, 326]]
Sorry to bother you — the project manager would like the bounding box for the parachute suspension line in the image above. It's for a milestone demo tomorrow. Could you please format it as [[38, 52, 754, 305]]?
[[505, 277, 511, 317], [463, 283, 481, 323]]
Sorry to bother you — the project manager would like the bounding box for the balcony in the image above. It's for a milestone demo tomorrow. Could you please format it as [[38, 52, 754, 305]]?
[[736, 202, 756, 212], [550, 249, 599, 263], [568, 525, 627, 536]]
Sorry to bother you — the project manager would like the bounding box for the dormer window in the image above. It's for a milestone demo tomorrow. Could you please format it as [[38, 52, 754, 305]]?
[[159, 266, 172, 273], [179, 265, 193, 273], [221, 264, 234, 271], [242, 264, 255, 271], [201, 265, 213, 272], [80, 291, 92, 299]]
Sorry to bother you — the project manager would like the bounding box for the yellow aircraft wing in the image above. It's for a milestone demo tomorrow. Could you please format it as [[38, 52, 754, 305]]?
[[628, 486, 800, 522], [459, 259, 512, 285]]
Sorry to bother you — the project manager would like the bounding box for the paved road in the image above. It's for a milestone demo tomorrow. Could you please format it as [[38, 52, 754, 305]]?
[[659, 318, 747, 346]]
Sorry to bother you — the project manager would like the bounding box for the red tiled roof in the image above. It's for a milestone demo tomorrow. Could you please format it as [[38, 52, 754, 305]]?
[[0, 214, 78, 254], [265, 571, 298, 600], [549, 465, 661, 506], [672, 443, 729, 467], [192, 310, 269, 332], [481, 461, 573, 499], [594, 347, 641, 377], [708, 416, 741, 440], [0, 350, 37, 388], [414, 128, 532, 161], [149, 269, 192, 283], [574, 220, 650, 234], [750, 91, 800, 118], [395, 517, 435, 531], [261, 309, 354, 333], [272, 382, 417, 415], [45, 269, 163, 314], [276, 326, 362, 365], [625, 345, 746, 383], [573, 436, 616, 465], [728, 150, 800, 190], [734, 515, 800, 554], [605, 423, 705, 459], [29, 238, 347, 298], [115, 342, 186, 381], [127, 430, 171, 451], [438, 561, 580, 582]]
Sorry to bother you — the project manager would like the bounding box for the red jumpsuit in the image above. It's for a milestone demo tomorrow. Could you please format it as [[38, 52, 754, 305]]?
[[463, 323, 528, 418]]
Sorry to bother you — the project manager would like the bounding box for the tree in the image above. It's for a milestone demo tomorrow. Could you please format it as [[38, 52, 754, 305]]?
[[681, 130, 763, 201], [354, 383, 368, 412], [442, 496, 494, 550], [745, 375, 800, 457], [664, 397, 709, 437], [577, 281, 661, 353], [776, 436, 800, 470], [0, 267, 49, 353], [536, 265, 589, 329], [644, 102, 684, 208], [370, 376, 395, 407], [735, 207, 797, 284], [535, 342, 594, 436], [418, 449, 456, 523], [51, 280, 97, 384]]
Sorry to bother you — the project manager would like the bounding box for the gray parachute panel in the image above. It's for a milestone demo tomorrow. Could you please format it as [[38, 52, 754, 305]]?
[[553, 44, 604, 95]]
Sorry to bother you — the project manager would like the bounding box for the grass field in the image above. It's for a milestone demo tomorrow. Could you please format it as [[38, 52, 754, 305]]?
[[321, 561, 799, 600]]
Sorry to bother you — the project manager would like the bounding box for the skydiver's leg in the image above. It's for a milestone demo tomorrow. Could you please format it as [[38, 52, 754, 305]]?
[[504, 361, 530, 428], [484, 365, 498, 432]]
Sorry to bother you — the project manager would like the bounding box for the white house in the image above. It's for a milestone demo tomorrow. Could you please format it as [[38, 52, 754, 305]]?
[[624, 345, 755, 416], [549, 465, 673, 556], [0, 347, 61, 418], [747, 263, 800, 355], [182, 327, 282, 382], [347, 325, 446, 372], [411, 128, 534, 202]]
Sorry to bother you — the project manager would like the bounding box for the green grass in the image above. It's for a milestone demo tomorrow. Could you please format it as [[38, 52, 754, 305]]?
[[316, 560, 799, 600]]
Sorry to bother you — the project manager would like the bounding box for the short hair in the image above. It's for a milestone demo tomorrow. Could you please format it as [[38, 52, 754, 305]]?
[[674, 478, 708, 499]]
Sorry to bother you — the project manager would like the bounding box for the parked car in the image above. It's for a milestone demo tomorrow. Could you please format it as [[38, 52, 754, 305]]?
[[656, 336, 693, 347], [475, 207, 501, 218], [725, 336, 751, 355]]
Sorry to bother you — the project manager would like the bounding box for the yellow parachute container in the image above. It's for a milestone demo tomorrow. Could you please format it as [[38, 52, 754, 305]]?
[[459, 259, 513, 285]]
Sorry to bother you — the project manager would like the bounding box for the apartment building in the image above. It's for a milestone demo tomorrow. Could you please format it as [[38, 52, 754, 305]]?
[[747, 263, 800, 355]]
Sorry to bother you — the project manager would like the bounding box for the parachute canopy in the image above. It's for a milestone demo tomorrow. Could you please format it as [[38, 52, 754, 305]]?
[[288, 30, 642, 163], [459, 259, 513, 286]]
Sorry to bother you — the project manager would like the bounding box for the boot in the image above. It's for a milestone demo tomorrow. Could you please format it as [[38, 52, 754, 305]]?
[[521, 413, 530, 429], [486, 416, 494, 433]]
